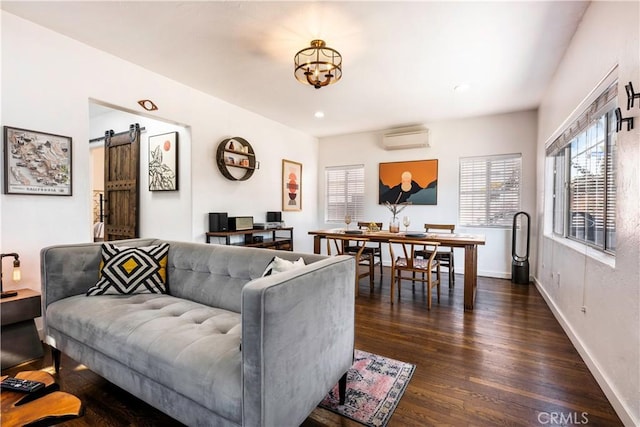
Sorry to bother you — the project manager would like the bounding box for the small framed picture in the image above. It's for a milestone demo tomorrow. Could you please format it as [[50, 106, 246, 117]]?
[[3, 126, 72, 195], [282, 159, 302, 211], [148, 132, 178, 191]]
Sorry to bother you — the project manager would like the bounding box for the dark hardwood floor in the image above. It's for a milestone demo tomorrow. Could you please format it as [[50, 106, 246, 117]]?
[[2, 270, 622, 426]]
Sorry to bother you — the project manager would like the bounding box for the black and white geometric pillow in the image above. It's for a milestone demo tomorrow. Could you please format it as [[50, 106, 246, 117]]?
[[86, 242, 169, 296]]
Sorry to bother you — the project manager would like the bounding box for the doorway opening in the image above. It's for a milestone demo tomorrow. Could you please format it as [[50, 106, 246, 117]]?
[[89, 101, 191, 242]]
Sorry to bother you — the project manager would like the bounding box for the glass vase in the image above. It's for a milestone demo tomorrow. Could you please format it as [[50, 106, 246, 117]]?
[[389, 216, 400, 233]]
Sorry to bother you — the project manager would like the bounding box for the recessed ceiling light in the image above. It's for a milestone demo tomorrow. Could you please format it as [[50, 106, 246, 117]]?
[[454, 83, 470, 93], [314, 111, 325, 119]]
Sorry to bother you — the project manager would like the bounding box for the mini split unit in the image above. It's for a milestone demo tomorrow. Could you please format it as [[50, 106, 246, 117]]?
[[381, 129, 429, 150]]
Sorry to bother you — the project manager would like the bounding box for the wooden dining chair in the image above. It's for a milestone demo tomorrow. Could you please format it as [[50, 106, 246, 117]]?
[[344, 221, 384, 278], [388, 239, 441, 309], [415, 224, 456, 287], [327, 235, 374, 297]]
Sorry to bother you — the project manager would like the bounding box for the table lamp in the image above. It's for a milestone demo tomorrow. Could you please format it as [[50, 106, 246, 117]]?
[[0, 252, 21, 298]]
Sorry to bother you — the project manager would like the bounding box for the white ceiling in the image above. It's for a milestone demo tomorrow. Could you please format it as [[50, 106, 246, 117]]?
[[1, 1, 589, 138]]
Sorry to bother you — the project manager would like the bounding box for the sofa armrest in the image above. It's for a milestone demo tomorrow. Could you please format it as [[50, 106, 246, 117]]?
[[241, 255, 355, 427]]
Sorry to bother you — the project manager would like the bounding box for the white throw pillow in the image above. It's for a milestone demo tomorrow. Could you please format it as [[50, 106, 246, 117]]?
[[262, 256, 306, 277]]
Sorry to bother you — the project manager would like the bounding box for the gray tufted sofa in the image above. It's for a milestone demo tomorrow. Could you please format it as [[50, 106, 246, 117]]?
[[40, 238, 355, 426]]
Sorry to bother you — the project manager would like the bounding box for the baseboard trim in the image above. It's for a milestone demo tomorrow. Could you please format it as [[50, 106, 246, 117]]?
[[477, 270, 510, 279], [533, 277, 637, 427]]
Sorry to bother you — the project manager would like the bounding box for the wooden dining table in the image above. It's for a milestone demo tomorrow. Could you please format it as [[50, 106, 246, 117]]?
[[308, 228, 486, 311]]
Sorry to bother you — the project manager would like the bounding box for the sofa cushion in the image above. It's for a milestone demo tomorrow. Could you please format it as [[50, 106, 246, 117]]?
[[46, 294, 242, 423], [163, 242, 327, 313], [86, 243, 169, 295]]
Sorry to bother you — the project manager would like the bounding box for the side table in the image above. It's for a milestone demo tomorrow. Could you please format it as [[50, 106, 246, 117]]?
[[1, 370, 83, 426], [1, 289, 44, 370]]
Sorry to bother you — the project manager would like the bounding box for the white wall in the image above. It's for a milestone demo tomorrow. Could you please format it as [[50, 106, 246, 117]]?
[[318, 109, 538, 278], [536, 2, 639, 425], [0, 12, 319, 296]]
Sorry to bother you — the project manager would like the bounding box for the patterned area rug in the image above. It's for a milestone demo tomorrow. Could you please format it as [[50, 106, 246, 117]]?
[[319, 349, 415, 427]]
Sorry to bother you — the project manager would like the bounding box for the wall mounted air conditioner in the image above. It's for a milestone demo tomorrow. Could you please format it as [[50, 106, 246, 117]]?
[[381, 129, 429, 150]]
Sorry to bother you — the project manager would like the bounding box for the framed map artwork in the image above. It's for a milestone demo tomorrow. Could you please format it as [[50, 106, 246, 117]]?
[[3, 126, 72, 195]]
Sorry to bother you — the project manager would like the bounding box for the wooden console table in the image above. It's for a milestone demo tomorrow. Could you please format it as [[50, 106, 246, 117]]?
[[206, 227, 294, 251], [1, 289, 44, 369]]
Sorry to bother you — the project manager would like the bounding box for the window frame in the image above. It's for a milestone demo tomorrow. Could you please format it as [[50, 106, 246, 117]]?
[[547, 81, 617, 255]]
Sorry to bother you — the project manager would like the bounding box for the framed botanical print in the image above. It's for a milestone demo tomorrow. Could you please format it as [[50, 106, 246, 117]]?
[[148, 132, 178, 191], [3, 126, 72, 195], [282, 159, 302, 211]]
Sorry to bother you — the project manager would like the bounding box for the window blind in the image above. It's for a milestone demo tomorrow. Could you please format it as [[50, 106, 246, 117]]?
[[546, 81, 618, 157], [459, 154, 522, 227], [325, 165, 365, 222]]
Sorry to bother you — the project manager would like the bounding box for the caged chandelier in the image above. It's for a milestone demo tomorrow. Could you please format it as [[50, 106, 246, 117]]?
[[294, 40, 342, 89]]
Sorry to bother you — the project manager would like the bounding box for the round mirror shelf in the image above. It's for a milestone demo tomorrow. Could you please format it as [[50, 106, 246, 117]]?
[[216, 137, 258, 181]]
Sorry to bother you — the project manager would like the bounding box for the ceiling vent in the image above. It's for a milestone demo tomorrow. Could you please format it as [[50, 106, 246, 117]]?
[[381, 129, 429, 150]]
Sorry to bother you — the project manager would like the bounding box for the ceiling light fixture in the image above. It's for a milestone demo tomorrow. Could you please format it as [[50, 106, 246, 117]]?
[[294, 40, 342, 89], [314, 111, 325, 119], [454, 83, 470, 93]]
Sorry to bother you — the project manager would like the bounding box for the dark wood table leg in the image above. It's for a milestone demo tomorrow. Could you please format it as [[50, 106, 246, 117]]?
[[313, 236, 322, 254], [463, 244, 478, 311]]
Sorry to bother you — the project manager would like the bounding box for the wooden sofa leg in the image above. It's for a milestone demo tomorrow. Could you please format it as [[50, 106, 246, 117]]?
[[52, 347, 61, 373], [338, 371, 348, 405]]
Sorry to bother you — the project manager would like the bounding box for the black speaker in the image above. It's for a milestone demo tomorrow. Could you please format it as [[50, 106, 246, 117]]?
[[266, 211, 282, 222], [209, 212, 228, 232]]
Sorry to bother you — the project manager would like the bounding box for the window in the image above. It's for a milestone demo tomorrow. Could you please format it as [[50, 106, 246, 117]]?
[[547, 82, 617, 253], [459, 154, 522, 227], [325, 165, 365, 222]]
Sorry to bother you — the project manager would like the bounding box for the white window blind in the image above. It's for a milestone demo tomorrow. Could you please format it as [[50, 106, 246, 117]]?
[[459, 154, 522, 227], [325, 165, 365, 222]]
